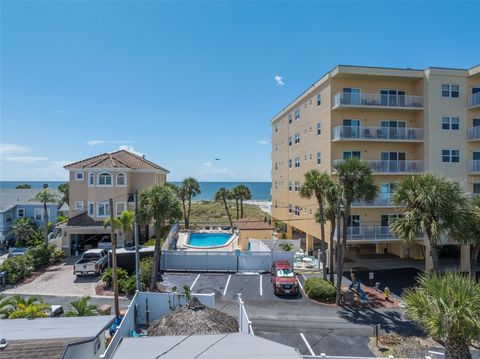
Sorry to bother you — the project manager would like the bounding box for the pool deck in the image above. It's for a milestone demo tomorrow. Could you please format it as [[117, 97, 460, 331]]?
[[176, 231, 240, 251]]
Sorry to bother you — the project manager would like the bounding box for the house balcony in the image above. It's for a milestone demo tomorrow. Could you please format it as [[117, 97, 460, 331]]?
[[352, 196, 397, 208], [468, 160, 480, 173], [332, 92, 423, 110], [333, 159, 424, 174], [468, 93, 480, 109], [468, 127, 480, 141], [344, 226, 400, 242], [332, 126, 423, 142]]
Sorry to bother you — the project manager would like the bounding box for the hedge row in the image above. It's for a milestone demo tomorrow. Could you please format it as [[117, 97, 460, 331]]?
[[304, 277, 336, 302]]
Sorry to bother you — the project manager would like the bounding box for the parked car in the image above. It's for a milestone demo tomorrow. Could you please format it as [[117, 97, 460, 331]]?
[[73, 249, 108, 276], [271, 259, 299, 295], [97, 236, 113, 249]]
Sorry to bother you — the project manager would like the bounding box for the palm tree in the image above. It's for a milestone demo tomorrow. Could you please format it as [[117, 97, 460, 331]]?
[[334, 157, 377, 304], [9, 217, 37, 247], [0, 294, 17, 319], [65, 296, 99, 317], [403, 273, 480, 359], [214, 188, 234, 230], [232, 186, 242, 220], [31, 189, 60, 246], [139, 185, 182, 291], [5, 295, 49, 319], [300, 170, 332, 280], [182, 177, 201, 229], [452, 196, 480, 280], [104, 210, 135, 246], [390, 173, 466, 272], [235, 185, 252, 219], [57, 182, 69, 206], [323, 183, 343, 284]]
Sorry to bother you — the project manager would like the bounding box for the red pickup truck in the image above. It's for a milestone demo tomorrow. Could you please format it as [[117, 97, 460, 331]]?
[[271, 260, 299, 295]]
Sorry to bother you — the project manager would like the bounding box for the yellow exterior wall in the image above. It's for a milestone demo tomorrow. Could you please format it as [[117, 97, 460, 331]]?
[[238, 229, 274, 251]]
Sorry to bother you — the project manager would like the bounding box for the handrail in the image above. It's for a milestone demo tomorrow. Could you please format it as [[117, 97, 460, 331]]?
[[332, 125, 423, 141], [468, 126, 480, 141], [468, 92, 480, 107], [333, 160, 423, 174], [333, 92, 423, 109]]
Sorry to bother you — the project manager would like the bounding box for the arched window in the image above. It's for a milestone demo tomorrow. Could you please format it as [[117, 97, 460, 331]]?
[[116, 173, 126, 186], [98, 172, 112, 186], [88, 172, 95, 186]]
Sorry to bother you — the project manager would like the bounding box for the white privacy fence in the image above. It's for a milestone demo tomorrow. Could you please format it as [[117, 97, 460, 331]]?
[[161, 250, 295, 272]]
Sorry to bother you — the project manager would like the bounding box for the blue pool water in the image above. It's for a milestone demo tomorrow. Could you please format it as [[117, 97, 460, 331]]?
[[187, 233, 232, 247]]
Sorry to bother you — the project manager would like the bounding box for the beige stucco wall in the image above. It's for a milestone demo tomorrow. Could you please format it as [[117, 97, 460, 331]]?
[[238, 229, 274, 250]]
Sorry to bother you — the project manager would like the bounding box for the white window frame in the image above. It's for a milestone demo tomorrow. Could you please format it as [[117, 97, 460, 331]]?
[[442, 149, 460, 163], [294, 181, 300, 192], [442, 84, 459, 98], [16, 208, 25, 218], [288, 181, 292, 191], [288, 159, 292, 169], [441, 116, 459, 130], [88, 172, 95, 187], [88, 202, 94, 216], [75, 201, 84, 211], [317, 122, 321, 135], [116, 172, 127, 187], [316, 93, 321, 106], [97, 172, 113, 187], [97, 202, 110, 217], [294, 132, 300, 144], [34, 208, 50, 221], [75, 172, 84, 181], [294, 157, 300, 168], [288, 113, 292, 124], [294, 108, 300, 120], [317, 152, 321, 165], [116, 202, 127, 217]]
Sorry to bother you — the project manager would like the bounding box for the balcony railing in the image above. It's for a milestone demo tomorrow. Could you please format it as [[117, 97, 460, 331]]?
[[332, 126, 423, 142], [344, 226, 399, 241], [333, 160, 424, 174], [352, 196, 396, 207], [468, 127, 480, 141], [468, 160, 480, 173], [468, 92, 480, 108], [332, 92, 423, 109]]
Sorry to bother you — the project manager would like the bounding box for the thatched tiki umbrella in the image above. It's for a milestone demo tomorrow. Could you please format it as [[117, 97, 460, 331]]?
[[148, 297, 238, 336]]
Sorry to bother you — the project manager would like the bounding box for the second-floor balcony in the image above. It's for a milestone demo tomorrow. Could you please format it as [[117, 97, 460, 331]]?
[[333, 159, 424, 174], [468, 92, 480, 108], [352, 196, 396, 207], [468, 160, 480, 173], [332, 125, 423, 142], [468, 127, 480, 141], [332, 92, 423, 110], [344, 226, 400, 241]]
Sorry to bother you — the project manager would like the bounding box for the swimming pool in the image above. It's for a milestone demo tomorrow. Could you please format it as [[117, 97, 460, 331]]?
[[187, 233, 232, 247]]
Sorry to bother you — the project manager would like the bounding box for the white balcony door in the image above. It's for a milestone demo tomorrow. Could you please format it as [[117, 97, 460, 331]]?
[[381, 89, 406, 107], [381, 151, 406, 172], [343, 119, 361, 138], [343, 88, 361, 105], [381, 120, 406, 139]]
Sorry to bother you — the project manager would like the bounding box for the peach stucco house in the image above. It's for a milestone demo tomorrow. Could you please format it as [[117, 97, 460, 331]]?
[[58, 150, 168, 255]]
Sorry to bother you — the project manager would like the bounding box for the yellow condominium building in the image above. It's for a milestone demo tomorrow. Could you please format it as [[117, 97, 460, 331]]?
[[271, 64, 480, 272]]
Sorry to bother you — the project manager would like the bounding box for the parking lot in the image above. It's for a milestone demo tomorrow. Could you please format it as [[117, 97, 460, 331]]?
[[162, 272, 308, 304]]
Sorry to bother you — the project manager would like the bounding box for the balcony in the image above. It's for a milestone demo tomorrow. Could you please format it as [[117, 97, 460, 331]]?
[[468, 92, 480, 109], [332, 92, 423, 110], [468, 160, 480, 173], [332, 126, 423, 142], [468, 127, 480, 141], [352, 196, 396, 207], [333, 159, 424, 174], [344, 226, 400, 241]]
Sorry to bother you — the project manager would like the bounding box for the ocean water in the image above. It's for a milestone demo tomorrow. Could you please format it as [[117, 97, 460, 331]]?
[[0, 181, 272, 201]]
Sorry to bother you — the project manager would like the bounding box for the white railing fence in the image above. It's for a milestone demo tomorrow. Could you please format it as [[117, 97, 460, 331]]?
[[342, 226, 399, 241], [333, 160, 423, 174], [468, 160, 480, 173], [468, 92, 480, 107], [333, 92, 423, 109], [304, 352, 443, 359], [467, 126, 480, 140], [238, 294, 254, 335], [332, 126, 423, 141]]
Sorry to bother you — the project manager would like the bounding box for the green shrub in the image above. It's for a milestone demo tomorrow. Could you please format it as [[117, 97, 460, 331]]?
[[304, 277, 336, 302], [26, 244, 57, 267], [101, 267, 129, 289], [280, 242, 293, 251], [0, 255, 32, 284], [51, 248, 64, 263], [119, 276, 137, 296], [139, 257, 153, 290]]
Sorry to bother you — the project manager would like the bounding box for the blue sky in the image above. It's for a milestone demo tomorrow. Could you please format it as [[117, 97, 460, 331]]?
[[1, 1, 479, 182]]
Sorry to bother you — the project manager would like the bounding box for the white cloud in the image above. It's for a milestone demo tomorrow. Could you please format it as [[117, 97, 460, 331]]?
[[274, 74, 284, 86], [0, 143, 30, 155], [119, 145, 143, 157], [28, 160, 70, 180], [197, 162, 235, 180], [256, 140, 268, 145], [87, 140, 133, 146], [3, 156, 49, 163]]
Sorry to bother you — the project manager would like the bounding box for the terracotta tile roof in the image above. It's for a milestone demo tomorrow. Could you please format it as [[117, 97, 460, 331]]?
[[64, 150, 169, 172], [233, 219, 274, 231], [66, 212, 104, 227]]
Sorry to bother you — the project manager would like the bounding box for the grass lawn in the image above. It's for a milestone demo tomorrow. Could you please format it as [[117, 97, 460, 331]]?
[[189, 201, 269, 225]]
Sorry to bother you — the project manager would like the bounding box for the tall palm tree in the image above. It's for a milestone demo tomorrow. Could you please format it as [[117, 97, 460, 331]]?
[[9, 217, 37, 247], [323, 182, 343, 284], [300, 170, 332, 280], [214, 188, 234, 230], [104, 210, 135, 247], [334, 157, 377, 304], [31, 189, 60, 247], [232, 186, 242, 220], [57, 182, 69, 206], [139, 185, 182, 291], [182, 177, 201, 229], [235, 185, 252, 219], [65, 296, 99, 317], [390, 173, 466, 272], [452, 196, 480, 280], [5, 295, 49, 319], [403, 273, 480, 359]]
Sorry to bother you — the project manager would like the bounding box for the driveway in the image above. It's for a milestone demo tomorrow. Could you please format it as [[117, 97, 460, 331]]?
[[3, 256, 100, 297]]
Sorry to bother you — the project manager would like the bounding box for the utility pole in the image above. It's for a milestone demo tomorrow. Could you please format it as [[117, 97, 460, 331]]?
[[109, 198, 120, 317], [134, 190, 140, 291]]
